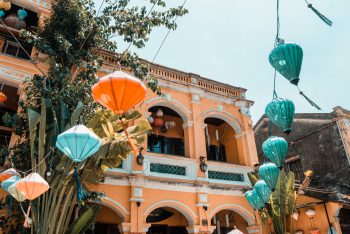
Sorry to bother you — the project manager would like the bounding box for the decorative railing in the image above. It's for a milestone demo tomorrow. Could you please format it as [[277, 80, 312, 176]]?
[[0, 33, 33, 60], [208, 170, 245, 182], [144, 154, 197, 180], [150, 163, 186, 176], [206, 161, 251, 186], [95, 48, 247, 100]]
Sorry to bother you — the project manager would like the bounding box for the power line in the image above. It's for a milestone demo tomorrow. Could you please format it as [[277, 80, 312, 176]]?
[[152, 0, 187, 63]]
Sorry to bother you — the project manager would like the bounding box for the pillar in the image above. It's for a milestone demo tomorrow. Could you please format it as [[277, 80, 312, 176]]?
[[246, 225, 262, 234]]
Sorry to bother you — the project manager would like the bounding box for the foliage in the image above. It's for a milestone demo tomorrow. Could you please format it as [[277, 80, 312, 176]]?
[[1, 0, 187, 233], [248, 170, 296, 234]]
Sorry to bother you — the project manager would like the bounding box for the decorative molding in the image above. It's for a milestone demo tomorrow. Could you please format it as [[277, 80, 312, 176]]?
[[133, 187, 143, 197], [129, 197, 145, 203], [183, 121, 194, 129], [199, 194, 208, 203], [208, 204, 255, 226], [100, 196, 130, 216], [201, 109, 243, 134], [118, 223, 131, 233], [0, 65, 32, 84], [143, 199, 198, 224]]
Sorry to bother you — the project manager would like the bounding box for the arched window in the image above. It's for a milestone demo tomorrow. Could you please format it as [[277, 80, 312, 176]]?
[[204, 117, 239, 164], [147, 106, 185, 157]]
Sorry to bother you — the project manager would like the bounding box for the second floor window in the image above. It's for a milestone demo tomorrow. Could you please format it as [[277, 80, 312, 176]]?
[[147, 134, 185, 156], [207, 145, 226, 162]]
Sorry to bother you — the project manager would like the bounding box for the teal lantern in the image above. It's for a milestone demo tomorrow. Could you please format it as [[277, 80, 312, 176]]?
[[245, 190, 264, 210], [262, 136, 288, 168], [254, 180, 272, 204], [265, 98, 295, 134], [56, 125, 101, 162], [17, 9, 28, 21], [258, 162, 279, 191], [1, 175, 20, 192], [0, 10, 5, 18], [269, 41, 303, 86]]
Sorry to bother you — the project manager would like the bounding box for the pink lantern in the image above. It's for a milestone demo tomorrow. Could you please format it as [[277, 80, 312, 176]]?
[[16, 173, 49, 227]]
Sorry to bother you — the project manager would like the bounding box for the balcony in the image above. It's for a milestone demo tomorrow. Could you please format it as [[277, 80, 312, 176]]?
[[206, 161, 251, 186], [0, 33, 33, 60]]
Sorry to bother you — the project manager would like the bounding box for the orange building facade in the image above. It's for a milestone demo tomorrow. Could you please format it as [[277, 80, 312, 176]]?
[[0, 1, 261, 234]]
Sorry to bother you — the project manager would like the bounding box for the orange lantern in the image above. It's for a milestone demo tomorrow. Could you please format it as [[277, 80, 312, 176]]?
[[153, 117, 164, 128], [310, 228, 320, 234], [92, 71, 146, 155], [91, 71, 146, 115], [16, 173, 49, 227], [0, 168, 19, 182], [0, 91, 6, 103]]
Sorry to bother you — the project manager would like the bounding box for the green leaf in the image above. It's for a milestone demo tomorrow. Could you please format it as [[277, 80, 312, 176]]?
[[66, 204, 101, 234], [28, 108, 40, 170]]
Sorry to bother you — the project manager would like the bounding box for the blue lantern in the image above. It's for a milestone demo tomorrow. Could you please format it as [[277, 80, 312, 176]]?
[[245, 190, 264, 210], [1, 175, 20, 192], [259, 162, 279, 191], [56, 125, 101, 162], [0, 10, 5, 18], [262, 136, 288, 168], [269, 41, 303, 86], [17, 9, 28, 21], [254, 180, 272, 204], [265, 98, 295, 134]]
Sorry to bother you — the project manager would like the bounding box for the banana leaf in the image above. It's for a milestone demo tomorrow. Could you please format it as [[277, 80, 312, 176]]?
[[285, 172, 296, 215], [28, 108, 41, 170], [66, 204, 101, 234]]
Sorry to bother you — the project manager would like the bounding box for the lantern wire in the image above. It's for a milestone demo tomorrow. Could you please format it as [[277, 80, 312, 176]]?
[[0, 19, 46, 77], [152, 0, 187, 63]]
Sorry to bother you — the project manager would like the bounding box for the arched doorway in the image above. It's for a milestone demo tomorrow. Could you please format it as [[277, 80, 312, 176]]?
[[86, 205, 123, 234], [147, 106, 186, 157], [211, 210, 248, 234], [204, 117, 239, 164], [146, 207, 189, 234]]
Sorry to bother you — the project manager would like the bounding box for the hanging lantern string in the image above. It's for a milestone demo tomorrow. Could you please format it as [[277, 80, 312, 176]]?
[[296, 86, 321, 110], [152, 0, 187, 63], [303, 0, 333, 27], [275, 0, 280, 44], [12, 147, 56, 175]]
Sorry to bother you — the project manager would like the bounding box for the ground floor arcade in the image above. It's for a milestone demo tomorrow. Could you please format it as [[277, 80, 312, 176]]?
[[88, 176, 262, 234]]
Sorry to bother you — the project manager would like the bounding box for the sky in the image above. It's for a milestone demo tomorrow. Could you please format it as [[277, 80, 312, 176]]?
[[98, 0, 350, 123]]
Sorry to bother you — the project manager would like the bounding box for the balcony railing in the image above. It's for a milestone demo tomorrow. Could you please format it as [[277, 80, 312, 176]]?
[[0, 33, 33, 60], [95, 48, 248, 100], [206, 161, 251, 186]]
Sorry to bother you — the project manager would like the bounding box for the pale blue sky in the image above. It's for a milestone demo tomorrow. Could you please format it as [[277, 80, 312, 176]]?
[[99, 0, 349, 123]]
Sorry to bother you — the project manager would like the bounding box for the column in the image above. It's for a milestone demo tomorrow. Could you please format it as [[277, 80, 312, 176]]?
[[246, 225, 262, 234], [118, 222, 131, 234], [129, 186, 145, 234]]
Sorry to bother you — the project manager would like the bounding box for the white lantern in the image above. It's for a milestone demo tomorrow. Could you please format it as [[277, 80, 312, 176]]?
[[156, 108, 163, 117], [148, 116, 154, 124], [292, 210, 299, 221], [305, 208, 316, 218]]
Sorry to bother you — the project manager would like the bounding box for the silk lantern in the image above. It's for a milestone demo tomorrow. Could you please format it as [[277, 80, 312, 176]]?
[[269, 41, 303, 86], [254, 180, 272, 204], [245, 190, 264, 210], [0, 168, 19, 182], [258, 162, 279, 191], [16, 173, 49, 227], [56, 125, 101, 162], [1, 175, 19, 192], [5, 14, 26, 29], [92, 71, 146, 155], [92, 71, 146, 115], [0, 10, 5, 18], [265, 98, 295, 134], [17, 9, 27, 21], [8, 182, 26, 202], [262, 136, 288, 168]]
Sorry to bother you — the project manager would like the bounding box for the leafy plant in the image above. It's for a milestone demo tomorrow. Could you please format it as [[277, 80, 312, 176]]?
[[2, 0, 187, 233]]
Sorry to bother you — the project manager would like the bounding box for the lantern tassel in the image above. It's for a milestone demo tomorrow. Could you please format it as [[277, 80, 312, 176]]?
[[122, 124, 138, 155], [73, 167, 88, 205], [306, 3, 333, 26], [298, 90, 321, 110], [23, 203, 31, 228], [7, 197, 13, 216]]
